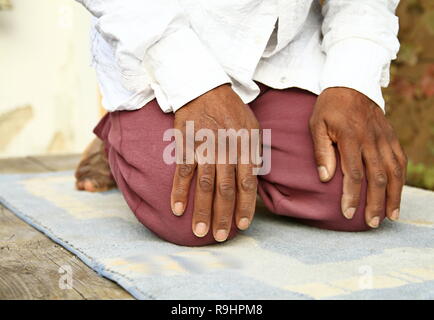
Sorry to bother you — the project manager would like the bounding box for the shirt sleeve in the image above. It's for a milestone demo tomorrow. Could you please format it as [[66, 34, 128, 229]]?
[[75, 0, 231, 112], [320, 0, 400, 110]]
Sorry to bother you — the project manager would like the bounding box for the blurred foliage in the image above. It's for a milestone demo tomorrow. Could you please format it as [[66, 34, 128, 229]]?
[[407, 161, 434, 190], [384, 0, 434, 190]]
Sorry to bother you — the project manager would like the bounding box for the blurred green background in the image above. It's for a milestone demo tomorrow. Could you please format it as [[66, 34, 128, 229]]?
[[384, 0, 434, 190]]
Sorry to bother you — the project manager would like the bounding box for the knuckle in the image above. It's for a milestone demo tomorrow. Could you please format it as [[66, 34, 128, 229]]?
[[198, 174, 214, 192], [178, 164, 194, 178], [238, 201, 254, 216], [217, 223, 230, 231], [393, 146, 408, 168], [173, 184, 187, 197], [343, 193, 361, 205], [217, 215, 230, 229], [391, 165, 403, 180], [219, 179, 235, 199], [373, 171, 387, 188], [349, 168, 364, 184], [195, 209, 210, 219], [240, 176, 257, 193], [392, 149, 407, 174]]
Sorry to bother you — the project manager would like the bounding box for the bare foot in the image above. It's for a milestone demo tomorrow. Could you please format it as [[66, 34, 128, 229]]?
[[75, 137, 116, 192]]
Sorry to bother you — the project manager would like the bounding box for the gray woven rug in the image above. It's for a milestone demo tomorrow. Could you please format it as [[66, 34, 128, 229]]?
[[0, 171, 433, 299]]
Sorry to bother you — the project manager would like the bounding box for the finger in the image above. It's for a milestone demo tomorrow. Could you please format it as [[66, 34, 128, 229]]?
[[309, 119, 336, 182], [384, 133, 407, 221], [235, 163, 257, 230], [171, 162, 196, 216], [383, 147, 404, 221], [337, 139, 364, 220], [192, 164, 215, 237], [390, 136, 408, 182], [362, 144, 387, 228], [213, 164, 236, 242]]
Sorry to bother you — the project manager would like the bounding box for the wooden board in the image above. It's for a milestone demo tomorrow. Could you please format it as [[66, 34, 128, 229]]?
[[0, 155, 133, 300]]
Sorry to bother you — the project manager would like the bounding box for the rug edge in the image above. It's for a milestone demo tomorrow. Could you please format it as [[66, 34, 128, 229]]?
[[0, 193, 152, 300]]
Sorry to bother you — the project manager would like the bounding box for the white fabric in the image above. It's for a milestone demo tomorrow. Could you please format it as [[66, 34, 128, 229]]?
[[77, 0, 400, 112]]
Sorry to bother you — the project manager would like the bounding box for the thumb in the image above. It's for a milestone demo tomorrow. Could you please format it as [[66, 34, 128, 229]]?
[[309, 119, 336, 182]]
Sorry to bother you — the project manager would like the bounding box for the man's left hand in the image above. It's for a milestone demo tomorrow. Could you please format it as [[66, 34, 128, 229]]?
[[309, 87, 407, 228]]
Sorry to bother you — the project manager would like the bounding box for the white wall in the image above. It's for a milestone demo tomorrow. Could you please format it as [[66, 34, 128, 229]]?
[[0, 0, 100, 158]]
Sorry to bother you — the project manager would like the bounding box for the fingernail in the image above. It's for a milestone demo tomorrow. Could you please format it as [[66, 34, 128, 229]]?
[[390, 209, 400, 221], [172, 202, 184, 216], [343, 207, 356, 219], [369, 216, 380, 228], [194, 222, 208, 237], [215, 229, 228, 242], [318, 166, 329, 181], [238, 218, 250, 230]]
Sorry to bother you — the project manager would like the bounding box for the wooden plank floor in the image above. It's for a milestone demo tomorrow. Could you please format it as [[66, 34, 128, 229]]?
[[0, 155, 133, 300]]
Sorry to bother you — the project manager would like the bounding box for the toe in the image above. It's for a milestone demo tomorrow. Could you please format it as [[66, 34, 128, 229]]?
[[76, 180, 85, 190], [84, 179, 97, 192]]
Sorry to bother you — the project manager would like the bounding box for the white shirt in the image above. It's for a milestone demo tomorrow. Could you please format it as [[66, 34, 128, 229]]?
[[77, 0, 400, 113]]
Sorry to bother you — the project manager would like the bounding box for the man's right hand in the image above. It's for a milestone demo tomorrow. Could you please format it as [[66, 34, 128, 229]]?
[[170, 84, 260, 242]]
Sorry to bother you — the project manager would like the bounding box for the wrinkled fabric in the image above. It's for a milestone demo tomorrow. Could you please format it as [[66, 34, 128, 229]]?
[[77, 0, 400, 112], [94, 85, 381, 247]]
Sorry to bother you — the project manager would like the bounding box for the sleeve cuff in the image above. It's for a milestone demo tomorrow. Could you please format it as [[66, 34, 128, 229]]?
[[320, 38, 391, 111], [145, 27, 231, 112]]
